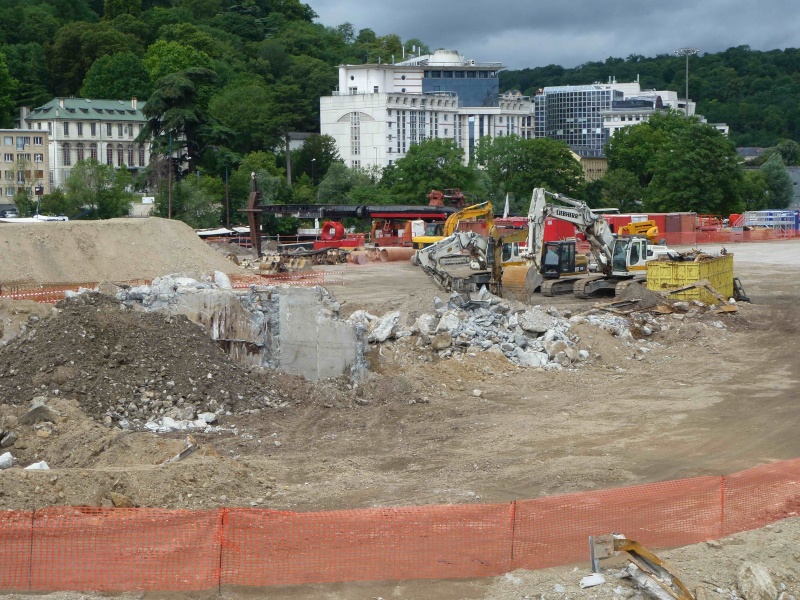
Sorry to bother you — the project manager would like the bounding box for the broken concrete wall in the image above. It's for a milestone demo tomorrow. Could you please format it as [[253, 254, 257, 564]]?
[[117, 275, 366, 381]]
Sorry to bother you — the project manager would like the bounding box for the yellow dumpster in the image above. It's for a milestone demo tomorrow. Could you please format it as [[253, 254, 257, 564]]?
[[646, 254, 734, 304]]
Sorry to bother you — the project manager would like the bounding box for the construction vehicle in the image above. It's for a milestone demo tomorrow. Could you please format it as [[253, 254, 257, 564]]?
[[618, 219, 665, 245], [414, 219, 526, 294], [503, 188, 674, 299], [427, 188, 467, 208], [412, 201, 494, 250]]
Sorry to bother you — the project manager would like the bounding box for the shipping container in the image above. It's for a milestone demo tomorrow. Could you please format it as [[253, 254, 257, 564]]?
[[646, 254, 734, 304], [647, 214, 667, 238]]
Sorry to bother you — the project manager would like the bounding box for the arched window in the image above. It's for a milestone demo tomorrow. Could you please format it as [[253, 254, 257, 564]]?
[[117, 144, 124, 167], [106, 145, 113, 165], [90, 143, 97, 161], [76, 143, 84, 162], [138, 146, 145, 167], [127, 145, 134, 166], [62, 143, 71, 166]]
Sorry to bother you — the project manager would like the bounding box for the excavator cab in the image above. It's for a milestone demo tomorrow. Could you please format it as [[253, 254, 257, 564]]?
[[611, 237, 654, 275], [541, 241, 587, 279]]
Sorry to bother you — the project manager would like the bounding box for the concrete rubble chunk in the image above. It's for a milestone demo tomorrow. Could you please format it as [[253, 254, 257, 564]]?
[[435, 311, 462, 335], [0, 451, 15, 469], [519, 309, 555, 334], [737, 562, 778, 600], [515, 350, 549, 368], [415, 314, 437, 336], [213, 271, 232, 289], [369, 311, 401, 343], [24, 460, 50, 470]]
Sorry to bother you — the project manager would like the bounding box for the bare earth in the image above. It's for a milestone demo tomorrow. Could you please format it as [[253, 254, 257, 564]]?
[[1, 239, 799, 599]]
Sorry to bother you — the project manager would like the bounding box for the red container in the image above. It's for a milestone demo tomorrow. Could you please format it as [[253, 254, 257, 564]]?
[[647, 214, 667, 237], [543, 217, 576, 241], [665, 214, 682, 232]]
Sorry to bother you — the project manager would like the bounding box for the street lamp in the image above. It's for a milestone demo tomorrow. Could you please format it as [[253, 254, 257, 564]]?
[[674, 47, 699, 116], [311, 158, 316, 185]]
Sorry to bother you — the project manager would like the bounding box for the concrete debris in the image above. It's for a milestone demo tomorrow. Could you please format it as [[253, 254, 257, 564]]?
[[117, 274, 367, 381], [0, 451, 14, 469], [24, 460, 50, 470], [737, 563, 778, 600], [144, 416, 223, 434], [356, 288, 728, 370]]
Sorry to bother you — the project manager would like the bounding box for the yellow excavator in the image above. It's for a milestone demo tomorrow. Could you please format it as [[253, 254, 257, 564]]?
[[411, 202, 494, 250], [618, 219, 666, 245]]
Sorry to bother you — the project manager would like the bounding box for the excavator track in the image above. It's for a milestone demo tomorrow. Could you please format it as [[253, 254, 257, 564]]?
[[540, 278, 580, 297], [572, 275, 615, 299]]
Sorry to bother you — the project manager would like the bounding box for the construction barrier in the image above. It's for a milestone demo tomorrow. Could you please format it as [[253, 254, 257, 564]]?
[[1, 458, 799, 592]]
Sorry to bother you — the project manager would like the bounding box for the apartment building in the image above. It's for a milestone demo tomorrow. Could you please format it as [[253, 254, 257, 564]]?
[[20, 97, 152, 189], [0, 129, 50, 200]]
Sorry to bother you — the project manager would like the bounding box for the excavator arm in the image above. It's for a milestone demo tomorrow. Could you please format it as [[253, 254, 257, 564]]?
[[443, 201, 495, 236], [415, 230, 494, 293], [524, 188, 616, 276]]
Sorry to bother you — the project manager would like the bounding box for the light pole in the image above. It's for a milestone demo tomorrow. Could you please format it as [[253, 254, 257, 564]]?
[[674, 47, 699, 116], [311, 158, 316, 185]]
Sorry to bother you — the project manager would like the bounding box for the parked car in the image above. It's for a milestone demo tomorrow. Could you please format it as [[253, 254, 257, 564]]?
[[0, 209, 19, 218]]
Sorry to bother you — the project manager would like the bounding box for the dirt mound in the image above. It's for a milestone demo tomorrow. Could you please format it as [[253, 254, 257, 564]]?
[[0, 292, 270, 421], [0, 217, 241, 285], [0, 298, 56, 343], [617, 281, 667, 310]]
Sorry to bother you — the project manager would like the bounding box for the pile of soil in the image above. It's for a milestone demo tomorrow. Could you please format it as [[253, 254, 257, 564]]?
[[0, 217, 241, 285], [0, 293, 273, 421]]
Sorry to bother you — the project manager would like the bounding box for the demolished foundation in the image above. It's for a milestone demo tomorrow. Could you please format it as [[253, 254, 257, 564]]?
[[117, 274, 368, 381]]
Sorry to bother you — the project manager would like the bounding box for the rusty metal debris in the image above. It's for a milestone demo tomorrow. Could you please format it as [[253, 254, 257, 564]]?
[[590, 534, 694, 600]]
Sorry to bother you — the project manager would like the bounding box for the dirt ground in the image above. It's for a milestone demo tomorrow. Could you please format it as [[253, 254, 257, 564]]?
[[1, 239, 799, 599]]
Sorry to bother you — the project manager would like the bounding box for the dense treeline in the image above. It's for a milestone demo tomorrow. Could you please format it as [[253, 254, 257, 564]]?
[[500, 45, 800, 147], [0, 1, 795, 225]]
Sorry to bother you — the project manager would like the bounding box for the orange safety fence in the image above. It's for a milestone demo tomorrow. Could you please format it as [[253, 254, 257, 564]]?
[[1, 458, 800, 592], [0, 273, 344, 304]]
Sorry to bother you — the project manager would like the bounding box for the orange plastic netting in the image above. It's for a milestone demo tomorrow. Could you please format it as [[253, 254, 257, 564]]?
[[0, 460, 798, 592]]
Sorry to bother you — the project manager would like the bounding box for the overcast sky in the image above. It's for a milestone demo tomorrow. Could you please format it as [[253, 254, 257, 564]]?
[[311, 0, 800, 70]]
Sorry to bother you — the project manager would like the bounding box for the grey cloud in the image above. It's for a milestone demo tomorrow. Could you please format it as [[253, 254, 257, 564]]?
[[311, 0, 800, 69]]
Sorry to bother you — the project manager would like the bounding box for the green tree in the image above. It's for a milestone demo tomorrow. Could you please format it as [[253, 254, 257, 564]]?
[[760, 153, 793, 208], [0, 52, 19, 128], [46, 22, 141, 96], [227, 151, 289, 221], [140, 67, 217, 172], [475, 135, 585, 212], [13, 190, 35, 217], [208, 79, 272, 153], [288, 133, 340, 185], [143, 40, 213, 83], [601, 168, 644, 212], [316, 161, 371, 203], [103, 0, 141, 20], [380, 138, 478, 202], [1, 44, 50, 108], [605, 118, 670, 187], [741, 170, 770, 210], [80, 52, 151, 99], [646, 123, 743, 214], [774, 139, 800, 166], [154, 174, 222, 227], [39, 188, 72, 216], [65, 159, 134, 219]]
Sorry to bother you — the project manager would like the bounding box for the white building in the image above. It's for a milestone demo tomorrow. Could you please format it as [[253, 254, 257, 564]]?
[[320, 49, 533, 169], [20, 97, 153, 190]]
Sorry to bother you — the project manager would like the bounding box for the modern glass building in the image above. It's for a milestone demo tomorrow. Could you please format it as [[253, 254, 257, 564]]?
[[541, 85, 623, 153]]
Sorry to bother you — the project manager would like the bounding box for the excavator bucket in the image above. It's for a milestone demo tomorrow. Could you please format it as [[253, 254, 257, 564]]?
[[502, 264, 539, 301]]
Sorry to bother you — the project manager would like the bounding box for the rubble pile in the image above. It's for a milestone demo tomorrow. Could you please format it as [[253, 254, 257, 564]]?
[[351, 286, 730, 369], [0, 292, 283, 428]]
